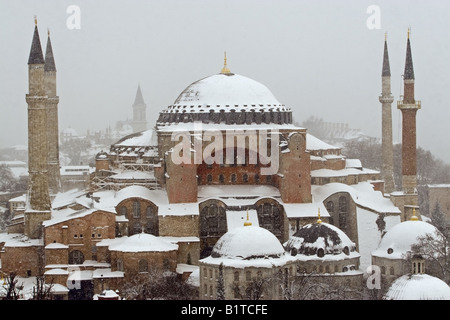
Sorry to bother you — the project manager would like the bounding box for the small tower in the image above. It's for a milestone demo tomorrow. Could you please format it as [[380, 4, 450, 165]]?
[[25, 17, 51, 238], [44, 29, 61, 195], [379, 33, 395, 194], [397, 29, 421, 196], [131, 84, 147, 133]]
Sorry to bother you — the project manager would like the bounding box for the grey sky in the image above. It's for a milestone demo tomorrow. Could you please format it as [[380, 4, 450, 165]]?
[[1, 0, 449, 163]]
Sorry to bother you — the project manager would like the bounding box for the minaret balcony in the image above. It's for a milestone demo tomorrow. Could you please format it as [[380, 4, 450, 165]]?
[[379, 95, 394, 104], [397, 100, 421, 110]]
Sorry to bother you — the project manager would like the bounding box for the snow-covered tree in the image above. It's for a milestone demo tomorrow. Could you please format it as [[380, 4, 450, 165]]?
[[216, 263, 225, 300]]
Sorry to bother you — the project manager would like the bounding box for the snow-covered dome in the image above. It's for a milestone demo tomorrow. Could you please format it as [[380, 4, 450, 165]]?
[[173, 73, 281, 107], [372, 220, 442, 259], [211, 225, 284, 259], [156, 72, 293, 126], [109, 233, 178, 253], [384, 274, 450, 300], [284, 222, 357, 257]]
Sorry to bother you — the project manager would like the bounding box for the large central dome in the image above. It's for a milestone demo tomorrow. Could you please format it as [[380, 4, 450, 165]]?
[[173, 73, 281, 106], [157, 71, 293, 126]]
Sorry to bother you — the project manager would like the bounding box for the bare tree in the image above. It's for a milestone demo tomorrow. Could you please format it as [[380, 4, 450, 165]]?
[[121, 268, 197, 300], [408, 230, 450, 284], [3, 272, 23, 300], [31, 275, 54, 300]]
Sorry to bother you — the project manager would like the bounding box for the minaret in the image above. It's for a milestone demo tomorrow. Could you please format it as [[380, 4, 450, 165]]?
[[25, 17, 51, 239], [379, 33, 395, 194], [397, 29, 421, 195], [131, 84, 147, 133], [44, 29, 61, 195]]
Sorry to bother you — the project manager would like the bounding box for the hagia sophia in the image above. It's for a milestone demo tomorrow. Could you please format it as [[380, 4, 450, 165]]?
[[0, 20, 449, 300]]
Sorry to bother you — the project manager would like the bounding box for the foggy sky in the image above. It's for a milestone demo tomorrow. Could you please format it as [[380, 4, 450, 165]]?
[[1, 0, 450, 163]]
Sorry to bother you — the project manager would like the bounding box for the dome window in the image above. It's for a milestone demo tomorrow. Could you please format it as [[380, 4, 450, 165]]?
[[343, 246, 350, 255], [290, 248, 297, 256], [387, 248, 394, 254], [317, 248, 325, 258]]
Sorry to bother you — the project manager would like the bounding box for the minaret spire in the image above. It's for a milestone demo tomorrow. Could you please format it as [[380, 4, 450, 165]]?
[[379, 34, 395, 193], [28, 17, 44, 65], [44, 30, 56, 72]]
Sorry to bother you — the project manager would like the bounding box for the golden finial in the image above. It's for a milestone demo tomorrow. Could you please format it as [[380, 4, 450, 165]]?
[[317, 208, 322, 224], [410, 207, 419, 221], [48, 28, 50, 36], [244, 210, 252, 226], [385, 32, 387, 42], [221, 51, 231, 74], [407, 27, 411, 39], [34, 15, 37, 26]]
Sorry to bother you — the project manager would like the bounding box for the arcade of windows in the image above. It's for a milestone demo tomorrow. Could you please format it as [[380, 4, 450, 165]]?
[[118, 200, 158, 236]]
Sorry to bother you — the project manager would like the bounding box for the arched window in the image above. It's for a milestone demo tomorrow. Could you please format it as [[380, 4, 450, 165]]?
[[139, 259, 148, 273], [132, 222, 141, 234], [117, 259, 124, 272], [146, 206, 153, 218], [338, 196, 348, 229], [69, 250, 84, 265], [219, 174, 225, 184], [254, 174, 260, 183], [231, 174, 237, 184], [133, 201, 141, 218], [207, 174, 213, 184], [120, 206, 127, 216], [234, 271, 239, 281], [243, 174, 248, 183]]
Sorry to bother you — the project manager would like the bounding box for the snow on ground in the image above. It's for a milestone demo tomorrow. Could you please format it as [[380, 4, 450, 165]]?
[[357, 208, 401, 270]]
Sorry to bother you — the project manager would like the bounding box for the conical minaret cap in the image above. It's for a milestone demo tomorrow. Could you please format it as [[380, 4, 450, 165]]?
[[44, 31, 56, 71], [382, 34, 391, 77], [404, 29, 415, 80], [28, 19, 45, 65]]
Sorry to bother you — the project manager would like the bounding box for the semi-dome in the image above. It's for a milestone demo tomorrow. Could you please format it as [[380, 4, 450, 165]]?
[[372, 220, 441, 259], [384, 274, 450, 300], [109, 233, 178, 253], [210, 225, 285, 259], [156, 71, 293, 126], [284, 222, 357, 257]]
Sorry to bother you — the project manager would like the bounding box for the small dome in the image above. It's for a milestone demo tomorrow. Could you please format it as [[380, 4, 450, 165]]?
[[95, 150, 109, 160], [285, 222, 357, 257], [372, 220, 441, 259], [384, 274, 450, 300], [109, 233, 178, 253], [211, 225, 284, 259]]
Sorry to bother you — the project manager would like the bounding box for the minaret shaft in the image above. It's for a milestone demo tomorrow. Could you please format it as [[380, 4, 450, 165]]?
[[25, 21, 51, 238], [379, 39, 395, 193]]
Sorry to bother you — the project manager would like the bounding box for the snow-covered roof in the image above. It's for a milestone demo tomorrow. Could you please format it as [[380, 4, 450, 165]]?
[[210, 225, 284, 260], [108, 233, 178, 253], [284, 222, 358, 259], [372, 220, 442, 259], [384, 274, 450, 300], [113, 128, 158, 147], [312, 182, 400, 215], [171, 73, 283, 110], [306, 133, 340, 151]]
